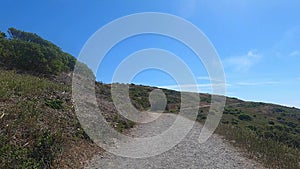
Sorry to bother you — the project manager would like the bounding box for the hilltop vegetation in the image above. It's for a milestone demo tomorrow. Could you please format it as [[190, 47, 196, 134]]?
[[0, 28, 92, 77]]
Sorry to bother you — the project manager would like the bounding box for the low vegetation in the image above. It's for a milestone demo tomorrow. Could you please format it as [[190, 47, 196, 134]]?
[[0, 28, 92, 77], [1, 28, 299, 169], [119, 83, 300, 168], [0, 29, 134, 168], [0, 70, 87, 168], [196, 100, 300, 168]]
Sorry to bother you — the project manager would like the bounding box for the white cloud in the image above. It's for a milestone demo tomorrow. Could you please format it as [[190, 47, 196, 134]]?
[[290, 50, 300, 56], [236, 81, 279, 86], [225, 50, 261, 71], [158, 83, 230, 93], [197, 76, 226, 83], [197, 76, 211, 80]]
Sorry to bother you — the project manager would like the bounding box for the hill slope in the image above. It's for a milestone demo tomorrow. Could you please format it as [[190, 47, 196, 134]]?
[[0, 28, 132, 168], [120, 84, 300, 168], [0, 28, 299, 168]]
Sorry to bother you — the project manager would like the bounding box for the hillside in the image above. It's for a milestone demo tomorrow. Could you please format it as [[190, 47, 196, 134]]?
[[0, 28, 299, 168], [0, 28, 133, 168], [121, 84, 300, 168]]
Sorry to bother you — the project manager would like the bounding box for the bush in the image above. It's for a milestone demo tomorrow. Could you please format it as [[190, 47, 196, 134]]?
[[238, 114, 252, 121], [287, 122, 297, 128], [247, 125, 257, 131], [0, 28, 94, 77], [231, 118, 239, 125], [268, 121, 275, 125]]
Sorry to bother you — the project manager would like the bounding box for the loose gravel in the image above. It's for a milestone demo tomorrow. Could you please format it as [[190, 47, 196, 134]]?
[[86, 113, 265, 169]]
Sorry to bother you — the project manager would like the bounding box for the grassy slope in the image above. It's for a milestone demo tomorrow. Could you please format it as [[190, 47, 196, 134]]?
[[0, 70, 99, 168], [125, 84, 300, 169], [95, 82, 300, 168], [0, 70, 135, 168], [214, 103, 300, 169], [0, 28, 134, 168], [1, 28, 299, 168], [1, 70, 300, 168]]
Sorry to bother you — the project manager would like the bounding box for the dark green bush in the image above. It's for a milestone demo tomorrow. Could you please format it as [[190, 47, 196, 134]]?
[[247, 125, 257, 131], [0, 28, 93, 78], [268, 121, 275, 125], [287, 122, 297, 128], [238, 114, 252, 121]]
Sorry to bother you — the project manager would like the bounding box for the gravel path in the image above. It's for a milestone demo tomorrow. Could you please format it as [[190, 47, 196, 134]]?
[[86, 113, 264, 169]]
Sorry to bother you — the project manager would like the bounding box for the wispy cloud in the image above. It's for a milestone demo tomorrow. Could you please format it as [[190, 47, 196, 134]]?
[[158, 83, 230, 93], [197, 76, 226, 83], [197, 76, 211, 80], [290, 50, 300, 56], [225, 50, 261, 71], [236, 81, 279, 86]]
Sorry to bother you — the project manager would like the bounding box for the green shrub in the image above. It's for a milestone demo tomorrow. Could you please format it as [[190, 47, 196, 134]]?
[[247, 125, 257, 131], [238, 114, 252, 121], [268, 121, 275, 125], [31, 132, 62, 168], [216, 124, 300, 169], [0, 28, 94, 78], [287, 122, 297, 128], [45, 99, 64, 109], [0, 131, 62, 169]]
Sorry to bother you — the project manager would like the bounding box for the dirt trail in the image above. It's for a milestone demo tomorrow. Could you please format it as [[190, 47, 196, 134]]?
[[86, 113, 264, 169]]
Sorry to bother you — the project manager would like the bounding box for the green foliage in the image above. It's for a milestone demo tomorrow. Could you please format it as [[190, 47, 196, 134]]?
[[224, 108, 242, 115], [0, 131, 62, 169], [268, 120, 275, 125], [45, 99, 64, 109], [287, 121, 297, 128], [0, 28, 93, 78], [0, 31, 6, 39], [231, 118, 239, 125], [108, 81, 300, 169], [238, 114, 252, 121], [0, 70, 80, 168], [0, 141, 40, 168], [32, 132, 62, 168], [1, 27, 300, 168], [8, 28, 58, 48], [246, 125, 257, 131], [0, 70, 68, 99], [129, 85, 151, 110], [217, 124, 300, 169], [113, 114, 135, 133]]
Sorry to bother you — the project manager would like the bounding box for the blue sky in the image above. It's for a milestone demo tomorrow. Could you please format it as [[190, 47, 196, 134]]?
[[1, 0, 300, 108]]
